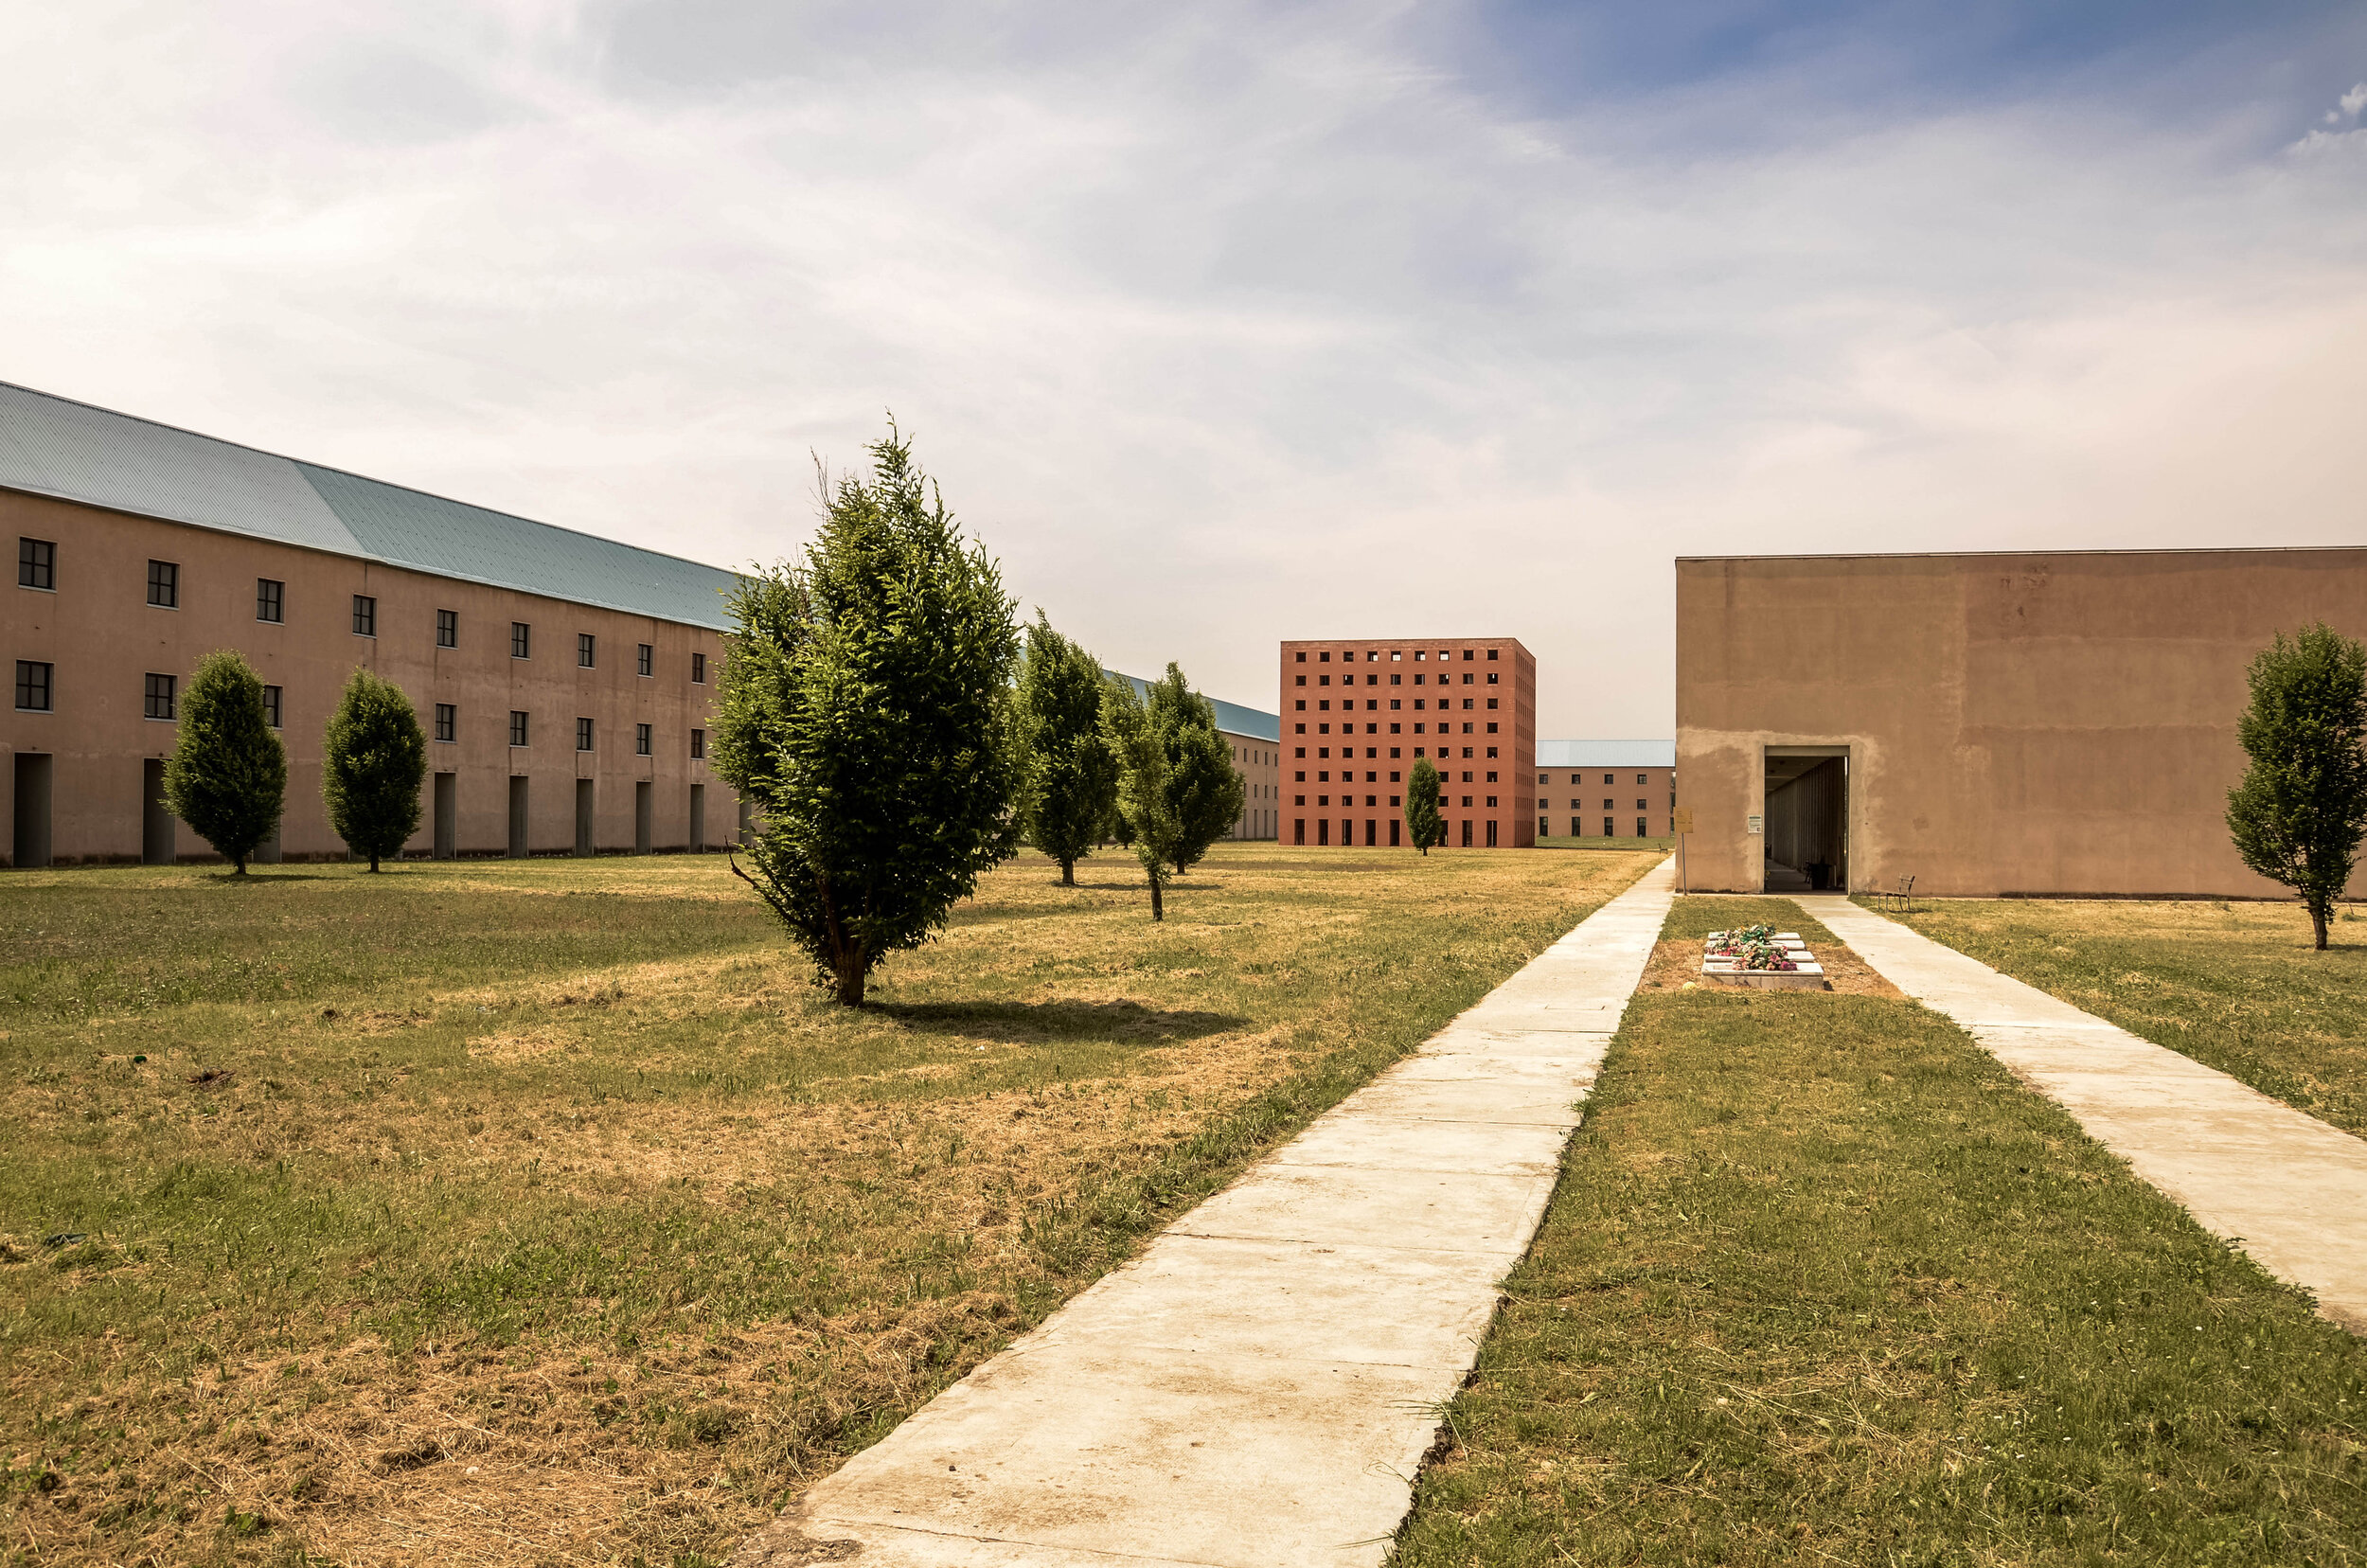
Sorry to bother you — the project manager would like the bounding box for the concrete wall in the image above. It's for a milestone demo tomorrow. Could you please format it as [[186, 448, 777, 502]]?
[[1219, 727, 1282, 840], [4, 490, 742, 865], [1675, 548, 2367, 897], [1540, 766, 1675, 839], [1282, 637, 1536, 849]]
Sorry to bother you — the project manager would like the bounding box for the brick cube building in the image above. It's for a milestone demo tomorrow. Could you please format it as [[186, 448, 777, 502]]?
[[1280, 637, 1536, 849]]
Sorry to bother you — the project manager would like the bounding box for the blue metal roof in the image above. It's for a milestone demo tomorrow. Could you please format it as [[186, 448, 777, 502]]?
[[1106, 669, 1281, 743], [1538, 739, 1677, 768], [0, 381, 742, 629]]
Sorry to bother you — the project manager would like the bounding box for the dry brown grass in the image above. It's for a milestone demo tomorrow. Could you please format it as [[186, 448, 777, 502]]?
[[3, 844, 1662, 1566]]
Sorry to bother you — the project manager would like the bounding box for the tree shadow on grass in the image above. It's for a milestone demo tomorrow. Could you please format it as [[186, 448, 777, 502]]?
[[871, 997, 1250, 1045]]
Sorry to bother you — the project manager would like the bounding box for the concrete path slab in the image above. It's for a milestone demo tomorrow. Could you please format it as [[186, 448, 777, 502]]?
[[1805, 895, 2367, 1334], [732, 859, 1678, 1568]]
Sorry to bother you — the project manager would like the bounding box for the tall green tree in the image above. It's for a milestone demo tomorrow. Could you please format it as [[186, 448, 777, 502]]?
[[1101, 676, 1184, 921], [160, 649, 286, 877], [1018, 615, 1117, 885], [1404, 756, 1445, 855], [713, 424, 1026, 1005], [321, 668, 426, 872], [2226, 623, 2367, 951], [1142, 663, 1248, 877]]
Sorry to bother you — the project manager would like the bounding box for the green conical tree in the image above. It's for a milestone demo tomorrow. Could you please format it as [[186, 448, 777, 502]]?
[[1404, 756, 1445, 855], [1019, 615, 1118, 885], [2226, 623, 2367, 951], [711, 423, 1027, 1005], [321, 668, 426, 872], [1142, 663, 1247, 877], [1101, 676, 1184, 921], [160, 649, 286, 876]]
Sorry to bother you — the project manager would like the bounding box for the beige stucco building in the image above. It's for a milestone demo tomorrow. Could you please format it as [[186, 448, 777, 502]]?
[[1675, 547, 2367, 898], [5, 383, 744, 867]]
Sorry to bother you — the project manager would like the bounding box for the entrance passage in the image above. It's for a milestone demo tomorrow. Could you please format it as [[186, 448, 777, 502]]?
[[13, 754, 52, 868], [142, 758, 173, 864], [575, 778, 596, 857], [635, 780, 652, 854], [691, 782, 706, 852], [434, 773, 457, 859], [1764, 748, 1848, 892], [507, 776, 530, 858]]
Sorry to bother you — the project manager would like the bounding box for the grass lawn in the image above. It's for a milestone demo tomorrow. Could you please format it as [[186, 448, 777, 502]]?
[[0, 842, 1660, 1568], [1885, 898, 2367, 1139], [1396, 895, 2367, 1566]]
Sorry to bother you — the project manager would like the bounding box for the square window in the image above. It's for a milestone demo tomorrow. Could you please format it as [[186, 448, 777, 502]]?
[[435, 703, 456, 742], [637, 643, 653, 677], [1487, 649, 1499, 660], [14, 659, 52, 711], [509, 710, 529, 747], [512, 622, 532, 659], [576, 717, 595, 751], [18, 537, 56, 590], [692, 650, 707, 684], [262, 685, 281, 728], [636, 722, 652, 756], [691, 727, 705, 759], [351, 595, 376, 636], [437, 608, 458, 648], [147, 560, 178, 608], [578, 633, 596, 668], [1294, 651, 1306, 662], [144, 671, 176, 720], [256, 579, 283, 623]]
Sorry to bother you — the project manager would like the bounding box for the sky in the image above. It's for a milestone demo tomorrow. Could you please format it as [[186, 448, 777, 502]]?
[[4, 1, 2365, 736]]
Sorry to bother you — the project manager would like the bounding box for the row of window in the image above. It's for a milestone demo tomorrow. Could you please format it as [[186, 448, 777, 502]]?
[[1296, 670, 1497, 687], [1544, 772, 1659, 785], [1294, 648, 1501, 664], [1555, 818, 1653, 838], [1299, 697, 1497, 711], [1294, 818, 1504, 847], [20, 539, 711, 682], [1299, 744, 1495, 761], [23, 665, 708, 758], [1295, 768, 1504, 785], [1299, 722, 1498, 739], [1297, 793, 1510, 809]]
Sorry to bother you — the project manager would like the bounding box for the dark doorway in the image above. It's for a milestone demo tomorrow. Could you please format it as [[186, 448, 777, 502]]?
[[142, 758, 173, 864], [1461, 819, 1472, 847], [1318, 819, 1329, 846], [434, 773, 457, 859], [1764, 749, 1848, 892], [1486, 819, 1498, 847], [690, 782, 706, 852], [1390, 818, 1400, 846], [507, 776, 530, 858], [13, 754, 52, 868], [634, 780, 652, 854], [575, 779, 596, 856]]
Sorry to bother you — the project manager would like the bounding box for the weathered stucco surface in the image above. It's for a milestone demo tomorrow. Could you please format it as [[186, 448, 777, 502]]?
[[1675, 548, 2367, 897]]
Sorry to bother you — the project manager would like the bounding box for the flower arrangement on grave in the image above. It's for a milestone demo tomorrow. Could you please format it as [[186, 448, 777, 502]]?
[[1702, 924, 1799, 971]]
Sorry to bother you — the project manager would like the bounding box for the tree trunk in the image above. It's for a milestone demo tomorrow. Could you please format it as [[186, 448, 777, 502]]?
[[232, 855, 247, 877], [834, 959, 866, 1006], [1149, 877, 1164, 922], [1060, 858, 1076, 886], [368, 851, 381, 872], [2314, 900, 2330, 952]]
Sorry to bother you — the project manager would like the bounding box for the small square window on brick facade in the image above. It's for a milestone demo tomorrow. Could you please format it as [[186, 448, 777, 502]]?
[[15, 659, 52, 711], [147, 560, 178, 607], [145, 672, 176, 720], [19, 537, 56, 590], [509, 710, 529, 747], [351, 595, 376, 636], [577, 717, 595, 751], [637, 643, 653, 677], [262, 685, 281, 728], [636, 722, 652, 756], [436, 703, 457, 742], [512, 622, 532, 659], [256, 578, 283, 622], [437, 608, 458, 648]]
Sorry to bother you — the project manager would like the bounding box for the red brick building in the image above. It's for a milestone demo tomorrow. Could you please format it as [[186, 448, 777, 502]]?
[[1280, 637, 1536, 849]]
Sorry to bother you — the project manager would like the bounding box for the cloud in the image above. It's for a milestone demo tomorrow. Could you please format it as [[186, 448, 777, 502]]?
[[2345, 81, 2367, 116], [1, 2, 2365, 735]]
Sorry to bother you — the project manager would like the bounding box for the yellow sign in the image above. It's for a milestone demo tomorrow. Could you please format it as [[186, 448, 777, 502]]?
[[1672, 809, 1695, 834]]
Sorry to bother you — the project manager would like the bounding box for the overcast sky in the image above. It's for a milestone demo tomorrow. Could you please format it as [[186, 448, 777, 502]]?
[[5, 2, 2365, 735]]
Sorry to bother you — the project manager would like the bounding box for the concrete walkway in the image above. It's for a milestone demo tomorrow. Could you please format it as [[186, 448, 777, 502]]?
[[732, 861, 1678, 1568], [1806, 896, 2367, 1334]]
